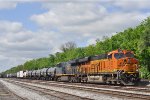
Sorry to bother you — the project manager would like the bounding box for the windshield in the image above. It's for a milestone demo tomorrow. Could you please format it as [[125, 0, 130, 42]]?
[[125, 52, 134, 58], [114, 53, 125, 59], [114, 52, 134, 59]]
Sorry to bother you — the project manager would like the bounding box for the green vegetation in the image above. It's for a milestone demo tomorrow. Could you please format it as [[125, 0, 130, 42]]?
[[3, 17, 150, 79]]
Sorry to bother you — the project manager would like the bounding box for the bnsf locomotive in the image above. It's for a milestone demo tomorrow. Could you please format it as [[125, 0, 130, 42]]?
[[7, 49, 140, 85]]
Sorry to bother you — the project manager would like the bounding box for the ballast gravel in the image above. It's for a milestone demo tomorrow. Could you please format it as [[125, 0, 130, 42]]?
[[1, 79, 127, 100], [0, 79, 50, 100]]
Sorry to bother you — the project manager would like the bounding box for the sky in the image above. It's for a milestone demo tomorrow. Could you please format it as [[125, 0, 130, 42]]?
[[0, 0, 150, 72]]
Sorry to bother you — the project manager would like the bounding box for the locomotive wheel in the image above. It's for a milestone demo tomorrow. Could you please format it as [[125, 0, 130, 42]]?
[[68, 77, 72, 83], [77, 78, 81, 83], [114, 81, 117, 85], [69, 77, 76, 83], [108, 81, 112, 85], [56, 77, 61, 81]]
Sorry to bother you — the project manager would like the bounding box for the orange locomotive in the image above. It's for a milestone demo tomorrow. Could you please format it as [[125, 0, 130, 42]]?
[[77, 49, 140, 85]]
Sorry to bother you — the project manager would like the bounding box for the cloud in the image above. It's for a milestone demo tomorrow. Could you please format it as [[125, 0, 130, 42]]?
[[31, 3, 107, 27], [0, 55, 28, 72], [0, 1, 17, 9], [0, 21, 23, 33], [112, 0, 150, 11], [31, 2, 150, 44]]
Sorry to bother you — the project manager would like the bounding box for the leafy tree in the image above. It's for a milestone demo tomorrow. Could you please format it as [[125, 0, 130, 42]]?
[[139, 28, 150, 72]]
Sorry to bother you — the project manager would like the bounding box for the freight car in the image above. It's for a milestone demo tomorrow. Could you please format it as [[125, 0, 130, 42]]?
[[17, 71, 24, 78], [35, 69, 41, 80], [31, 70, 37, 79], [40, 68, 47, 80], [9, 49, 140, 85]]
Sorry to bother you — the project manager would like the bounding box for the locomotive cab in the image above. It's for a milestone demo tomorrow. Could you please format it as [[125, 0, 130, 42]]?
[[107, 49, 138, 72]]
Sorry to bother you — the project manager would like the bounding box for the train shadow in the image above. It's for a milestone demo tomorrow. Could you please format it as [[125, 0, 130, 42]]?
[[138, 79, 150, 86]]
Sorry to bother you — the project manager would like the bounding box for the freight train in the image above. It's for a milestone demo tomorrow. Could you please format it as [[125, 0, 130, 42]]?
[[6, 49, 140, 85]]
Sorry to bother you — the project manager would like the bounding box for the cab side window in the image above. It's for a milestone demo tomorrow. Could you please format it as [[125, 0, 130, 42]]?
[[108, 54, 112, 59]]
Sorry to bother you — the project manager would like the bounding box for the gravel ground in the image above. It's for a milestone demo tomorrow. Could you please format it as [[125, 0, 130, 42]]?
[[26, 83, 128, 100], [1, 79, 130, 100], [0, 81, 20, 100], [0, 79, 50, 100], [7, 79, 126, 100], [147, 81, 150, 87]]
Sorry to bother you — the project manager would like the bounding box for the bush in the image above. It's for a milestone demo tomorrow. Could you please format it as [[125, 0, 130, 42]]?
[[140, 66, 150, 79]]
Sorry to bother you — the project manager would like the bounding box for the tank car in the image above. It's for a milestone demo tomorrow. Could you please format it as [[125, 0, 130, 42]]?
[[46, 67, 56, 80], [40, 68, 47, 80], [27, 70, 33, 79], [35, 69, 41, 80], [31, 70, 37, 79]]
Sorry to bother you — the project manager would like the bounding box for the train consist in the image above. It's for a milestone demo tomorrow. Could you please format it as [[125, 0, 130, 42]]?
[[6, 49, 140, 85]]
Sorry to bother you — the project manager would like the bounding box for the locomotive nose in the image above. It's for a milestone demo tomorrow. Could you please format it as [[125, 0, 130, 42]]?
[[123, 58, 132, 64], [127, 58, 131, 64]]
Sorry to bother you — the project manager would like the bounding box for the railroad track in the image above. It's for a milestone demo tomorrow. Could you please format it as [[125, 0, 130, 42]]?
[[6, 79, 92, 100], [39, 79, 150, 94], [40, 81, 150, 100], [6, 78, 150, 100], [13, 78, 150, 94], [0, 80, 26, 100]]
